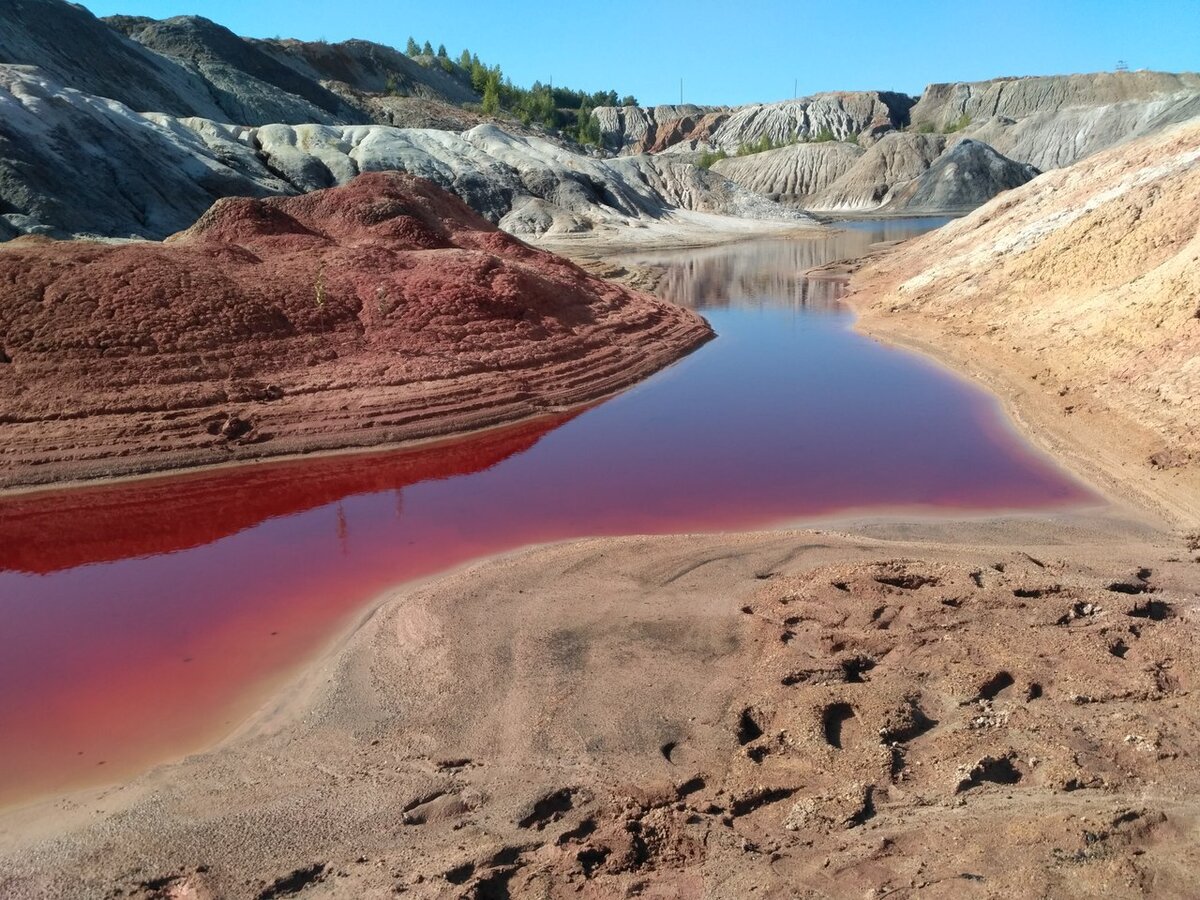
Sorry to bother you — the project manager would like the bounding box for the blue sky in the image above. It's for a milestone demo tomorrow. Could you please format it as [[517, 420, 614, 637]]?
[[80, 0, 1200, 106]]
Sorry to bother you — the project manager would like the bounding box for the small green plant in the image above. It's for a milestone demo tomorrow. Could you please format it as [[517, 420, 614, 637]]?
[[844, 131, 859, 145], [914, 121, 936, 134], [736, 134, 788, 156], [809, 127, 836, 143], [313, 268, 326, 308], [384, 73, 399, 96], [943, 113, 972, 133], [696, 148, 728, 169]]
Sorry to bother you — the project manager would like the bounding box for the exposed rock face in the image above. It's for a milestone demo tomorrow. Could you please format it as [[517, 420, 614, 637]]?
[[710, 132, 1041, 214], [0, 0, 477, 126], [105, 15, 364, 124], [912, 70, 1200, 126], [0, 0, 230, 119], [713, 132, 1040, 215], [595, 92, 914, 155], [708, 92, 913, 153], [593, 104, 727, 154], [0, 67, 291, 239], [711, 142, 865, 204], [0, 67, 811, 241], [876, 138, 1040, 213], [910, 71, 1200, 170], [808, 133, 950, 210], [852, 119, 1200, 519], [244, 37, 480, 106], [0, 173, 712, 487], [602, 73, 1199, 180]]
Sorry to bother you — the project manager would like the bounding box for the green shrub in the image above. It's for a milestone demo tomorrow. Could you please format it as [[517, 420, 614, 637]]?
[[914, 122, 936, 134], [697, 148, 728, 169], [943, 114, 972, 133]]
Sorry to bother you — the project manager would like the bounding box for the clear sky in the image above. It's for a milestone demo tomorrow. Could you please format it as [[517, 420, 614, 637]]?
[[78, 0, 1199, 106]]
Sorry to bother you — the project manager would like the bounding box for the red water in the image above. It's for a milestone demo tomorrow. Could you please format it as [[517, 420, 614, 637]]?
[[0, 221, 1095, 806]]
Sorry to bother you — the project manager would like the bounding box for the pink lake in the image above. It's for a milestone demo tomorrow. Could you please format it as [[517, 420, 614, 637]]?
[[0, 220, 1095, 806]]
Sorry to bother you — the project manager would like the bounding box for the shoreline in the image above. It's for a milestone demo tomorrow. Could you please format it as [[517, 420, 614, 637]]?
[[0, 218, 828, 498], [4, 224, 1198, 897], [4, 513, 1196, 897], [844, 276, 1199, 532]]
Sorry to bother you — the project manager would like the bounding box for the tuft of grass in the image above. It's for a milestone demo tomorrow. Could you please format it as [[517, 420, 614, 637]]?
[[697, 148, 729, 169], [943, 113, 972, 133]]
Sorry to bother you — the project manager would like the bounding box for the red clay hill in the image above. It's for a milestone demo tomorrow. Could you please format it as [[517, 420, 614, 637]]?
[[0, 173, 711, 488]]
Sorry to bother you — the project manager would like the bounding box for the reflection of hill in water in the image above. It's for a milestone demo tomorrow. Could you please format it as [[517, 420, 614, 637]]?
[[620, 220, 948, 311]]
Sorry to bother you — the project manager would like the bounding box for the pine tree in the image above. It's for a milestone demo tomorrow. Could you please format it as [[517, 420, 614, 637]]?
[[481, 71, 501, 115], [459, 49, 471, 68], [405, 37, 419, 56], [421, 40, 434, 56], [470, 58, 488, 93], [437, 44, 448, 58]]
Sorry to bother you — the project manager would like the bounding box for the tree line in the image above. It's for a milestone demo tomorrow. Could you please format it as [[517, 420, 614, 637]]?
[[401, 37, 636, 145]]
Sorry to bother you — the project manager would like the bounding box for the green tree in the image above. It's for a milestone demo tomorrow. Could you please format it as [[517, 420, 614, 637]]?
[[574, 100, 601, 145], [481, 71, 501, 115], [470, 57, 489, 93], [421, 40, 434, 56], [405, 37, 420, 56], [620, 94, 638, 107], [437, 43, 448, 58], [459, 48, 471, 68]]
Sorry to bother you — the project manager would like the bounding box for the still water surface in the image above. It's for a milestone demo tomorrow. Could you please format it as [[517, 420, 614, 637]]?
[[0, 219, 1093, 805]]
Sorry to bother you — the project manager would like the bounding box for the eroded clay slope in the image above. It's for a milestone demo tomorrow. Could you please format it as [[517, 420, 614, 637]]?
[[0, 67, 811, 242], [595, 92, 913, 156], [911, 71, 1200, 170], [0, 173, 712, 487], [851, 120, 1200, 522]]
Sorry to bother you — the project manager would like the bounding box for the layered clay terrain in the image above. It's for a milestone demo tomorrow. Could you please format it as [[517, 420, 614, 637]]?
[[0, 172, 711, 487], [849, 119, 1200, 525]]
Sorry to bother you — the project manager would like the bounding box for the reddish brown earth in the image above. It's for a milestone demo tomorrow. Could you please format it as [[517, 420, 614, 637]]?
[[644, 111, 731, 154], [0, 172, 710, 488]]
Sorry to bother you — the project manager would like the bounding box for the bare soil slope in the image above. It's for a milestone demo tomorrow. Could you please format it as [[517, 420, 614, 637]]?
[[0, 173, 711, 487], [850, 119, 1200, 526]]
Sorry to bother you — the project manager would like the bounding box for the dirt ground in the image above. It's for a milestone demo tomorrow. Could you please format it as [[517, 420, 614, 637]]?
[[1, 510, 1197, 899]]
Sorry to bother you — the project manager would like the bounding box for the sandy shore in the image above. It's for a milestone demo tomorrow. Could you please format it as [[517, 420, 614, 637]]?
[[848, 281, 1200, 533], [1, 226, 1198, 898], [2, 512, 1197, 898]]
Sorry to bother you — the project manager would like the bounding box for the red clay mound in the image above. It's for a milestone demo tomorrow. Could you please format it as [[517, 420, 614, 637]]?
[[0, 172, 711, 488]]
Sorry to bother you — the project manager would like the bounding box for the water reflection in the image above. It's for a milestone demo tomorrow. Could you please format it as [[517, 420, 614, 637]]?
[[0, 217, 1087, 805], [620, 219, 950, 310]]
